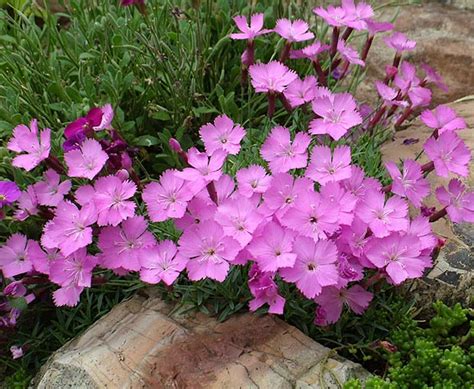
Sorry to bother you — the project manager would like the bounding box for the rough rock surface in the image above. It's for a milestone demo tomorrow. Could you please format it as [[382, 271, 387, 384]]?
[[381, 99, 474, 308], [32, 291, 369, 388], [357, 2, 474, 106]]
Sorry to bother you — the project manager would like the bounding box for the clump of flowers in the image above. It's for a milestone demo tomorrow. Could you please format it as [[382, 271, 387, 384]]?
[[1, 1, 473, 355]]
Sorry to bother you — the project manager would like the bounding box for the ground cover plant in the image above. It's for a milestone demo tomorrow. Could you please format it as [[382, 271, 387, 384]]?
[[345, 301, 473, 388], [1, 0, 473, 386]]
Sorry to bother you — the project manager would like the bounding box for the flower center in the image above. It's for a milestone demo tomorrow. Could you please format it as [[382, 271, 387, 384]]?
[[309, 216, 318, 224], [0, 194, 6, 201], [307, 262, 317, 271]]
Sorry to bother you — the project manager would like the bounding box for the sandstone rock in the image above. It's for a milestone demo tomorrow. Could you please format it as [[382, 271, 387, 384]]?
[[32, 291, 369, 388], [357, 2, 474, 106], [434, 0, 474, 10], [381, 99, 474, 308]]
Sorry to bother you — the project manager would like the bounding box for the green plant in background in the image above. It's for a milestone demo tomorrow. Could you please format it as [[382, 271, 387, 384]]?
[[0, 0, 317, 173], [345, 302, 474, 389]]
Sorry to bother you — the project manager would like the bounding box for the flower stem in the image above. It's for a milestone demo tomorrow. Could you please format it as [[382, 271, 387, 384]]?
[[312, 59, 327, 86], [45, 155, 66, 175], [341, 27, 353, 41], [361, 35, 374, 62], [368, 106, 387, 134], [278, 93, 293, 113], [207, 181, 218, 205], [267, 93, 276, 118], [429, 207, 447, 222], [330, 27, 340, 59], [279, 42, 292, 62], [394, 106, 414, 129]]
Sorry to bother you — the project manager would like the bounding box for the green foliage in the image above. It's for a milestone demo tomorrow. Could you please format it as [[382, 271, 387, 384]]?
[[345, 302, 474, 389], [0, 0, 316, 174]]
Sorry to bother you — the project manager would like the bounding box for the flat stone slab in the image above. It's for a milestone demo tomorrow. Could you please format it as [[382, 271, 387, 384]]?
[[32, 291, 368, 388]]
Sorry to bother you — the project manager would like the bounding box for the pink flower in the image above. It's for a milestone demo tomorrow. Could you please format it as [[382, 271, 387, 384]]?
[[290, 41, 329, 60], [42, 201, 97, 256], [280, 237, 338, 298], [436, 179, 474, 223], [249, 61, 298, 93], [338, 218, 370, 258], [229, 13, 271, 40], [142, 169, 193, 222], [337, 40, 365, 66], [53, 284, 85, 307], [283, 76, 318, 108], [0, 181, 20, 207], [247, 221, 296, 272], [178, 220, 240, 281], [236, 165, 272, 198], [93, 175, 136, 226], [175, 197, 216, 230], [393, 62, 419, 94], [282, 191, 339, 240], [139, 240, 187, 285], [306, 145, 352, 185], [213, 174, 235, 204], [274, 19, 314, 42], [49, 248, 97, 288], [309, 92, 362, 140], [33, 169, 72, 207], [375, 81, 407, 107], [408, 86, 432, 108], [216, 196, 264, 247], [356, 191, 408, 237], [10, 345, 24, 359], [7, 119, 51, 171], [314, 285, 373, 325], [424, 132, 471, 177], [248, 264, 285, 314], [260, 126, 310, 173], [0, 234, 33, 277], [320, 182, 358, 225], [341, 0, 374, 30], [385, 159, 430, 207], [366, 19, 394, 35], [94, 103, 114, 131], [14, 186, 38, 221], [263, 173, 313, 219], [174, 148, 226, 194], [98, 216, 156, 271], [407, 216, 437, 253], [27, 241, 63, 275], [384, 32, 416, 52], [365, 233, 426, 284], [420, 105, 466, 135], [64, 139, 109, 179], [421, 64, 448, 92], [313, 5, 351, 27], [199, 115, 245, 156], [342, 166, 382, 200]]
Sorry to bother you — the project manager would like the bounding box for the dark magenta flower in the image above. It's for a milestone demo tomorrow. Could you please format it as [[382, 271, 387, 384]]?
[[0, 181, 21, 207], [63, 104, 114, 151]]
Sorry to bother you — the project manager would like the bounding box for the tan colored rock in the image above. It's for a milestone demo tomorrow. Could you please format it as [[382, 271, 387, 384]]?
[[32, 291, 369, 388], [357, 2, 474, 106]]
